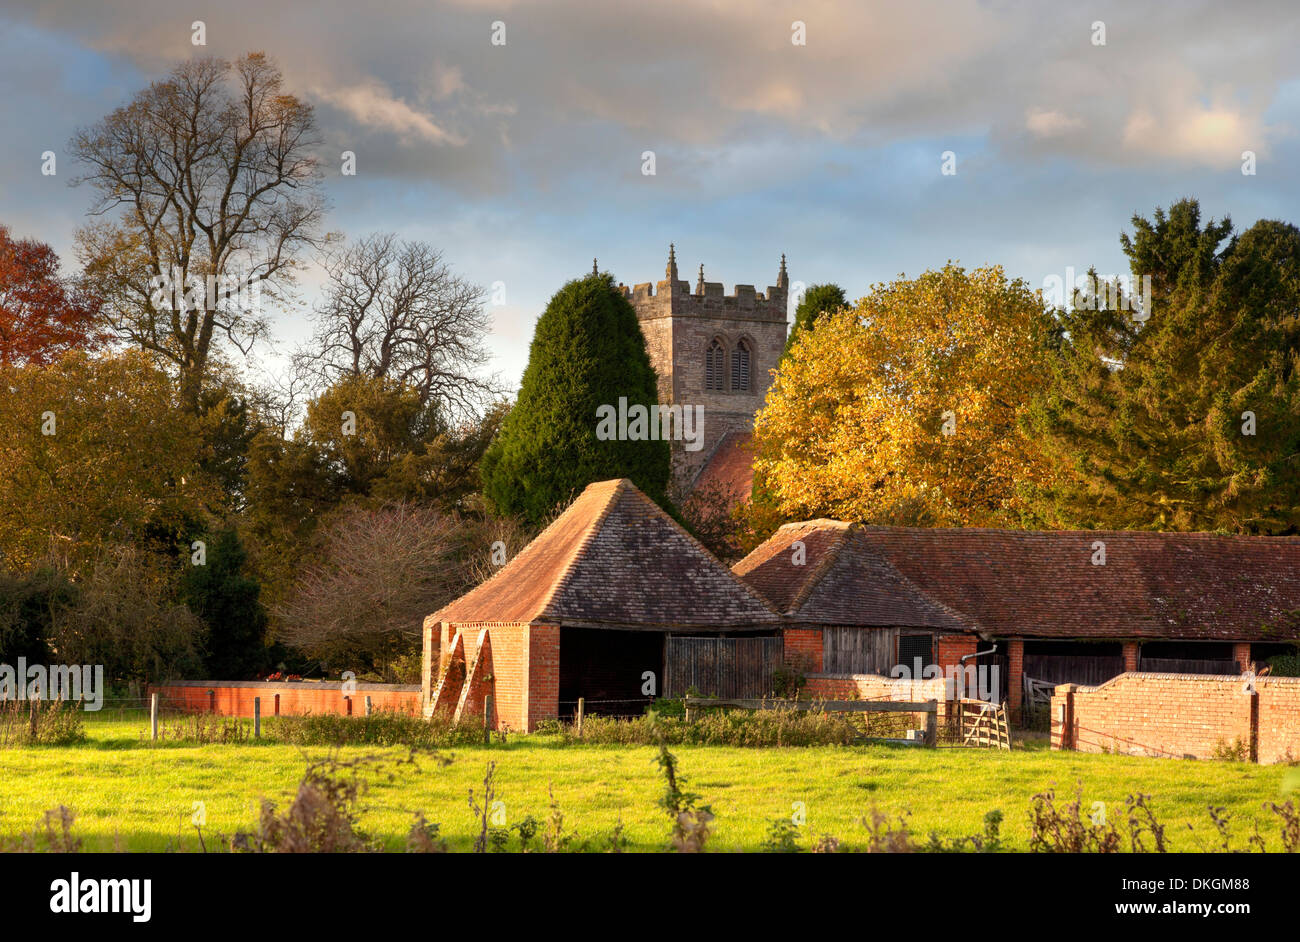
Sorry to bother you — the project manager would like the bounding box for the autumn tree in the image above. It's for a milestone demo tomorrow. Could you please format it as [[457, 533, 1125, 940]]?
[[755, 264, 1056, 527], [244, 374, 504, 611], [0, 225, 103, 365], [0, 351, 216, 570], [1030, 200, 1300, 532], [299, 233, 498, 417], [71, 53, 324, 408]]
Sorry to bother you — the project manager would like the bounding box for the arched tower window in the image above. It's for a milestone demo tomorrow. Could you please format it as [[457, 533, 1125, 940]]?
[[706, 338, 726, 391], [731, 339, 752, 392]]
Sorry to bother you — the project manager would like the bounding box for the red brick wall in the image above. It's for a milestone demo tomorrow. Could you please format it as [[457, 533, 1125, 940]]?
[[1051, 672, 1300, 764], [1006, 638, 1024, 718], [936, 634, 978, 670], [784, 628, 823, 672], [151, 681, 420, 717], [527, 624, 561, 731], [1256, 676, 1300, 764]]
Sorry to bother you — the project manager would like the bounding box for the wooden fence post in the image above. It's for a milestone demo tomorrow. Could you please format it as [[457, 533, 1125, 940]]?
[[253, 697, 261, 739], [483, 695, 493, 744], [576, 697, 585, 737], [150, 692, 159, 742], [924, 700, 937, 747], [364, 695, 373, 717]]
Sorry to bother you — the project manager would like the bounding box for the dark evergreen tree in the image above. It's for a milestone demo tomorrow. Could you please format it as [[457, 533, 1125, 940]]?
[[1031, 199, 1300, 532], [783, 283, 846, 355], [182, 528, 271, 679], [481, 272, 670, 524]]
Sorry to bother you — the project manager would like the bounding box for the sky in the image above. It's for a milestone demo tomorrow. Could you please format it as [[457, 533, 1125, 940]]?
[[1, 0, 1298, 390]]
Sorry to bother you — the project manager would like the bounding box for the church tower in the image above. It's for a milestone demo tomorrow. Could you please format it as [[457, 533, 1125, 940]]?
[[622, 246, 789, 495]]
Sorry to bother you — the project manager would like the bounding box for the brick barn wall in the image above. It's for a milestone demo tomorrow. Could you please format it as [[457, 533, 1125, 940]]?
[[1051, 672, 1300, 763], [151, 681, 421, 717], [784, 628, 823, 672], [936, 634, 979, 670], [528, 624, 561, 731], [1256, 676, 1300, 764]]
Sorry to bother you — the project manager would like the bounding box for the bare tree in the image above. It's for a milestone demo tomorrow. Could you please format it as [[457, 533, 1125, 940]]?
[[274, 503, 528, 678], [300, 233, 499, 418], [71, 53, 324, 407]]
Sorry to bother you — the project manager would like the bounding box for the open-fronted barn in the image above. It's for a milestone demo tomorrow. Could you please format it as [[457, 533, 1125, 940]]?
[[424, 479, 1300, 729], [734, 521, 1300, 718], [423, 478, 780, 731]]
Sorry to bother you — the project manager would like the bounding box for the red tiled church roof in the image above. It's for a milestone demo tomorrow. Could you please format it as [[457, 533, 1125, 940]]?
[[432, 479, 780, 630], [690, 430, 755, 503], [732, 521, 975, 631]]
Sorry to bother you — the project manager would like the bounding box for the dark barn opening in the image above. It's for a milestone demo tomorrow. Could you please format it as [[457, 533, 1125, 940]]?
[[1022, 640, 1125, 687], [1138, 641, 1238, 674], [559, 627, 664, 718]]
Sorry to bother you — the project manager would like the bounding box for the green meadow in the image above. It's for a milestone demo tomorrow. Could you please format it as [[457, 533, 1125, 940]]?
[[0, 711, 1294, 852]]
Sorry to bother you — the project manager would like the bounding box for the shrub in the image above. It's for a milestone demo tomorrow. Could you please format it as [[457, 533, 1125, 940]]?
[[265, 711, 490, 749], [0, 700, 86, 747], [1267, 651, 1300, 677], [564, 707, 860, 747]]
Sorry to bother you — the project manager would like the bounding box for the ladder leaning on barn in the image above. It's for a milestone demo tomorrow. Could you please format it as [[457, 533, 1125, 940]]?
[[960, 699, 1011, 750]]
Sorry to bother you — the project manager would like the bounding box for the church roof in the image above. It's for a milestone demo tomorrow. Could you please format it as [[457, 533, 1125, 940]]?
[[432, 479, 780, 630], [690, 430, 755, 505]]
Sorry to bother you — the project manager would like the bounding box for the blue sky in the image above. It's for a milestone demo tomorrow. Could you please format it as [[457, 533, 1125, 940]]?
[[1, 0, 1298, 391]]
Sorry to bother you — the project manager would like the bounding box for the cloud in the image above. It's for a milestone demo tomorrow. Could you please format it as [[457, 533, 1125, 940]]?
[[1026, 109, 1085, 138], [312, 77, 465, 146], [1122, 100, 1266, 168]]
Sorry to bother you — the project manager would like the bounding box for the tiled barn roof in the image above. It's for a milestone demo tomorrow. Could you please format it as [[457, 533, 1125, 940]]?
[[737, 521, 1300, 641], [432, 479, 780, 630], [732, 521, 975, 631], [854, 526, 1300, 641]]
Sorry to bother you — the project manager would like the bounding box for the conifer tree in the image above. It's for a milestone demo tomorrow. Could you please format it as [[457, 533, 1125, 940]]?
[[1030, 199, 1300, 532], [481, 272, 669, 524]]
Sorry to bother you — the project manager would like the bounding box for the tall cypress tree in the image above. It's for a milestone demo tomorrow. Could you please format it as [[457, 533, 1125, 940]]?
[[783, 283, 846, 356], [481, 272, 670, 524], [1031, 199, 1300, 533]]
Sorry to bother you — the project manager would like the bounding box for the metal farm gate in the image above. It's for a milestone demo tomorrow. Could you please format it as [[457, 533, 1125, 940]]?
[[664, 636, 784, 699]]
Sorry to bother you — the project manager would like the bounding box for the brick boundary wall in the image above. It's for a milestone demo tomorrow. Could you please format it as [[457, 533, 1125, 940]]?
[[149, 680, 421, 718], [1051, 672, 1300, 764]]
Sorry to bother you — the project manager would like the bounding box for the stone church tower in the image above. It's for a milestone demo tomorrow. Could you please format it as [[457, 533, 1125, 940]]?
[[621, 245, 789, 496]]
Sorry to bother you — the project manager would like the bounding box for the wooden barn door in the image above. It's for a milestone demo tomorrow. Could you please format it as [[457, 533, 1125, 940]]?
[[664, 636, 784, 699]]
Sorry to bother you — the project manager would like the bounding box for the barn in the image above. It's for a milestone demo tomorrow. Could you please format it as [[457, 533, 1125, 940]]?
[[735, 521, 1300, 720], [423, 478, 780, 731], [423, 479, 1300, 729]]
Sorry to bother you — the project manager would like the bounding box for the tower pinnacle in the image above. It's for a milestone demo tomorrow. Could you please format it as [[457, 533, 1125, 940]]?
[[777, 253, 789, 291], [666, 243, 678, 281], [593, 258, 599, 276], [696, 263, 705, 295]]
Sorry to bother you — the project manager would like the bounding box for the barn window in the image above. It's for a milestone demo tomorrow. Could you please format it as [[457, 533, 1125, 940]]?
[[897, 633, 935, 669], [731, 339, 751, 391], [705, 339, 726, 391]]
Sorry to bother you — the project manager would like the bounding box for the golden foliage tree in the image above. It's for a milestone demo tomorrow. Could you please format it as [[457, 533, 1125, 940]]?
[[0, 351, 217, 570], [754, 264, 1056, 527]]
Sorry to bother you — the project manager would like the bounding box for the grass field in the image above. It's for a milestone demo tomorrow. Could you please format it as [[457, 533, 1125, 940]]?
[[0, 710, 1295, 852]]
